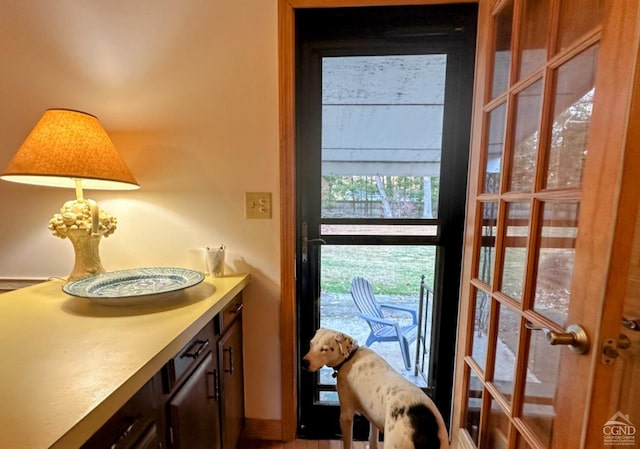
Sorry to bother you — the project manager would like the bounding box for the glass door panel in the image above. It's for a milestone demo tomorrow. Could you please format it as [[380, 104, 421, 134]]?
[[517, 0, 550, 80], [319, 244, 435, 385], [492, 302, 520, 404], [486, 396, 512, 449], [464, 367, 483, 445], [521, 326, 563, 448], [533, 202, 579, 325], [471, 287, 491, 372], [508, 80, 543, 193], [484, 104, 507, 193], [319, 53, 446, 383], [321, 54, 445, 221], [491, 0, 514, 98], [545, 45, 599, 190], [478, 201, 498, 286], [501, 202, 531, 302]]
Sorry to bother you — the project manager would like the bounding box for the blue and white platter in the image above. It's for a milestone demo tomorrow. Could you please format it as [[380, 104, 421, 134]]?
[[63, 267, 205, 304]]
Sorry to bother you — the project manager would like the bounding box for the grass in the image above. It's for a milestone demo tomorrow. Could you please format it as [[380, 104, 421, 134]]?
[[320, 245, 436, 295]]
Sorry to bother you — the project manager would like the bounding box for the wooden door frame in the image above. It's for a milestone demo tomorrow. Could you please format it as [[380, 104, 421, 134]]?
[[278, 0, 478, 441]]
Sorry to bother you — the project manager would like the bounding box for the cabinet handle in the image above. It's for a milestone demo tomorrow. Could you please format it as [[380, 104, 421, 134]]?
[[182, 339, 209, 359], [109, 415, 142, 449], [207, 370, 220, 400], [224, 347, 234, 374], [231, 303, 244, 314]]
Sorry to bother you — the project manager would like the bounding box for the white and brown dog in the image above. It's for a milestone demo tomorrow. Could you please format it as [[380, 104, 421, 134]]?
[[302, 328, 450, 449]]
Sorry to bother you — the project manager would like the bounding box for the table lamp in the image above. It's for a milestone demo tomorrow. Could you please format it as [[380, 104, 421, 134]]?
[[0, 108, 139, 282]]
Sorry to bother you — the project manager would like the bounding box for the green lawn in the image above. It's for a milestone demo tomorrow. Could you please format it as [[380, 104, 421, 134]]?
[[320, 245, 436, 295]]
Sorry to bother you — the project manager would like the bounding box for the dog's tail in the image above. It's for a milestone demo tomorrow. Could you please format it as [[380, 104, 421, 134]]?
[[408, 403, 441, 449]]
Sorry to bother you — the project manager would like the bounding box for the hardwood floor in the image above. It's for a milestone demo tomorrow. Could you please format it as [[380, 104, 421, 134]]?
[[237, 439, 382, 448]]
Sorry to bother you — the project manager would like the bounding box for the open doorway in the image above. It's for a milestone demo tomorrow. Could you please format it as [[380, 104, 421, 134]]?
[[295, 4, 477, 440]]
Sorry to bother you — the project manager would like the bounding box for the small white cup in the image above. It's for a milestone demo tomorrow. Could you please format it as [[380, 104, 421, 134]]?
[[206, 246, 225, 277]]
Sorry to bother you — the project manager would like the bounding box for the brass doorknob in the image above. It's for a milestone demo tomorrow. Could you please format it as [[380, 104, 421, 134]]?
[[525, 323, 590, 354]]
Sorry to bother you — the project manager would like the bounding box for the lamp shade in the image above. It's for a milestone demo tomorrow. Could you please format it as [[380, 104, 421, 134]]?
[[1, 109, 139, 190]]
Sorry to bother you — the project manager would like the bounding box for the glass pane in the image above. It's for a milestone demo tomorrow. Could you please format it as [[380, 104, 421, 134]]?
[[319, 245, 435, 385], [491, 0, 514, 98], [557, 0, 604, 52], [484, 395, 511, 449], [318, 367, 337, 389], [545, 45, 598, 190], [517, 0, 550, 80], [321, 224, 437, 236], [484, 104, 507, 193], [464, 367, 483, 445], [521, 323, 562, 447], [322, 55, 447, 219], [319, 390, 339, 403], [478, 202, 498, 285], [533, 202, 579, 326], [508, 80, 543, 192], [492, 303, 520, 404], [471, 288, 491, 371], [501, 202, 530, 302]]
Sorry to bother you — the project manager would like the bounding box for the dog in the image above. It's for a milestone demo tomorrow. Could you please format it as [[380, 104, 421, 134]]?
[[302, 328, 450, 449]]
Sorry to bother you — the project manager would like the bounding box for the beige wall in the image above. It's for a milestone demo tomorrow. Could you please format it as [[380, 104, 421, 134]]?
[[0, 1, 281, 420]]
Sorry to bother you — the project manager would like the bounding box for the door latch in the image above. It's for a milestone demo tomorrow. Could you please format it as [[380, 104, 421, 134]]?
[[301, 222, 326, 263], [601, 334, 632, 364]]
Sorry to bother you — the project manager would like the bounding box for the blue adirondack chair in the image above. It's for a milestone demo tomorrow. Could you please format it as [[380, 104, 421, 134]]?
[[350, 276, 418, 370]]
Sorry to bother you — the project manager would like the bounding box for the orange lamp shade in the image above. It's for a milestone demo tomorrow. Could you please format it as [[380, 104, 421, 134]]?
[[1, 109, 139, 190]]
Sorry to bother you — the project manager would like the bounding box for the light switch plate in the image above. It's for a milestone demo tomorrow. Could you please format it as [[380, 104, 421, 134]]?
[[245, 192, 272, 219]]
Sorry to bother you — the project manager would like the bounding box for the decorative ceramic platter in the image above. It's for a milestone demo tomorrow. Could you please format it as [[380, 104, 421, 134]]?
[[63, 267, 204, 303]]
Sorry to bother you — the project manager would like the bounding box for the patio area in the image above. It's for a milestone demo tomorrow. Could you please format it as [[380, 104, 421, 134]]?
[[319, 292, 428, 388]]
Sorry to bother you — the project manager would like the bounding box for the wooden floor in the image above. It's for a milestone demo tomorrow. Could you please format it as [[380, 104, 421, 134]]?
[[237, 439, 381, 448]]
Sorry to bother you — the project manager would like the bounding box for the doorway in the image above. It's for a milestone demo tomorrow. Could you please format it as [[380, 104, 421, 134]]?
[[295, 4, 477, 439]]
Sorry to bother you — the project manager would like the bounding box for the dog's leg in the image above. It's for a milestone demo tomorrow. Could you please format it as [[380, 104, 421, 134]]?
[[367, 423, 379, 449], [339, 411, 354, 449]]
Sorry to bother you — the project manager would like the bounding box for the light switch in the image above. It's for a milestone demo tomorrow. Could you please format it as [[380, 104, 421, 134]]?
[[245, 192, 272, 219]]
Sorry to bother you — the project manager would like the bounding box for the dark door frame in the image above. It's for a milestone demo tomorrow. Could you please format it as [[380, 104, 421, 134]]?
[[294, 4, 476, 439], [279, 0, 479, 442]]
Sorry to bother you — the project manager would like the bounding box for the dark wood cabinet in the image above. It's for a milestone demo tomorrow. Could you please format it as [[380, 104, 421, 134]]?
[[82, 293, 245, 449], [168, 351, 221, 449], [218, 313, 244, 449]]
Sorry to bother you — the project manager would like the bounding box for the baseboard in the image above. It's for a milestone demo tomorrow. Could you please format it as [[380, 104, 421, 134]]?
[[242, 418, 283, 441]]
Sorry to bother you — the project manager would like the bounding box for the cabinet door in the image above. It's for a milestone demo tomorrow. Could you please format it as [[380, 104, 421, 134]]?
[[218, 317, 244, 449], [168, 352, 221, 449]]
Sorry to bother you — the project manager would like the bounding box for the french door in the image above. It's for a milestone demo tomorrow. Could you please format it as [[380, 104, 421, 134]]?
[[295, 4, 477, 440], [451, 1, 640, 449]]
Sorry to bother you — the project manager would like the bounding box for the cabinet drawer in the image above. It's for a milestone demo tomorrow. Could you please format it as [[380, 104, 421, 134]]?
[[164, 323, 215, 393], [215, 293, 243, 335], [81, 374, 160, 449]]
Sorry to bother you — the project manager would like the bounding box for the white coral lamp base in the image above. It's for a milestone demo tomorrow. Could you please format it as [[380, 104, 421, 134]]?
[[48, 197, 118, 283], [66, 230, 106, 281]]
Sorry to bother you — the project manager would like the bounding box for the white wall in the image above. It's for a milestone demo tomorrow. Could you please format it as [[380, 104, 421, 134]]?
[[0, 0, 281, 420]]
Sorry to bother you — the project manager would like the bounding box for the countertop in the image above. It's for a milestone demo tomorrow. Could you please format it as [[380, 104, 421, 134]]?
[[0, 272, 251, 449]]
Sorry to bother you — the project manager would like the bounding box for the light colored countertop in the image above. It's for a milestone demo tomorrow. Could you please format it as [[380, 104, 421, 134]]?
[[0, 273, 250, 449]]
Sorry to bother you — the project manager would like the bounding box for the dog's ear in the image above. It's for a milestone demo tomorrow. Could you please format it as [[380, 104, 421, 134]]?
[[334, 333, 355, 357]]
